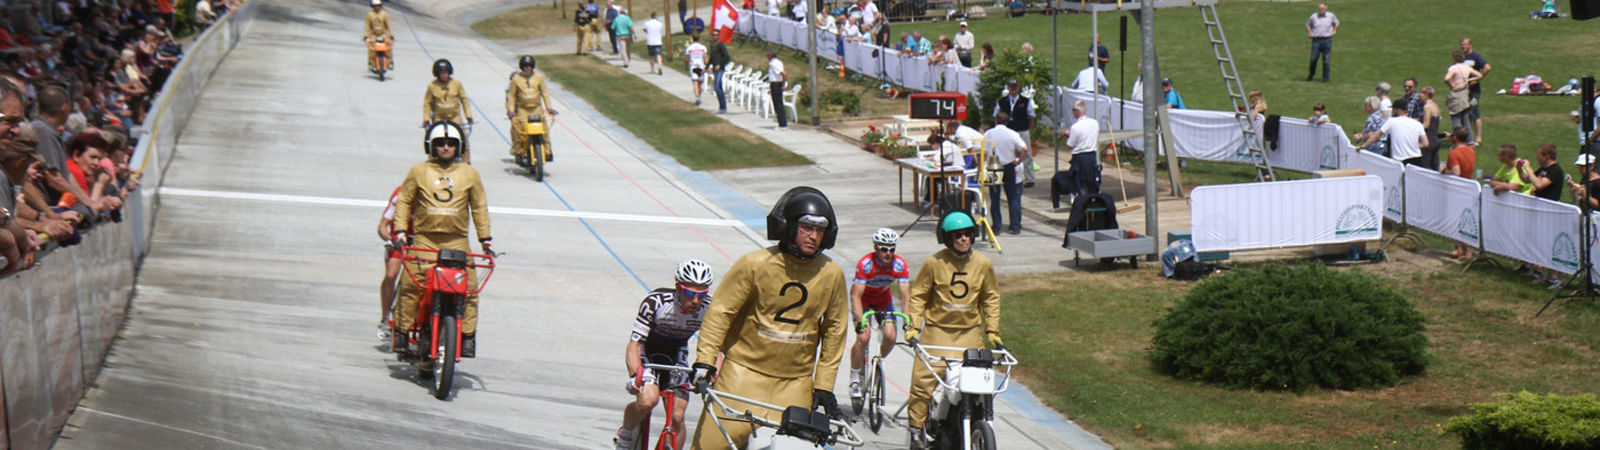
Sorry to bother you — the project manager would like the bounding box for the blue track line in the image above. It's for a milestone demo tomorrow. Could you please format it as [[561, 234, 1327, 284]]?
[[398, 7, 649, 291]]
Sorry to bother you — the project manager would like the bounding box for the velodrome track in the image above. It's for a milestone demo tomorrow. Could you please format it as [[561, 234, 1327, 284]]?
[[53, 0, 1094, 448]]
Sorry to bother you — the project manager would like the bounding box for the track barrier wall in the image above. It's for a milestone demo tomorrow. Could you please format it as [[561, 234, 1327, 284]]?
[[0, 1, 258, 448]]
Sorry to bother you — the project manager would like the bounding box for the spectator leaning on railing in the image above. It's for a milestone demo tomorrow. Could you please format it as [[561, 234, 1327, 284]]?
[[1489, 144, 1534, 195], [0, 80, 37, 274]]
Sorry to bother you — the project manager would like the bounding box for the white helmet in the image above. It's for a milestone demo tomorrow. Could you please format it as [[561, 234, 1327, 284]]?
[[371, 0, 381, 6], [424, 122, 464, 157], [675, 259, 713, 286], [872, 227, 899, 247]]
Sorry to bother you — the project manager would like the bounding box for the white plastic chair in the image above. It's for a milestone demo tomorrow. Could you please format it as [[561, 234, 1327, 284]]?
[[779, 84, 802, 120]]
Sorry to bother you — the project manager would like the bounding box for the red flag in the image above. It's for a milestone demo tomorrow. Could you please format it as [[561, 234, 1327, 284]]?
[[711, 0, 739, 44]]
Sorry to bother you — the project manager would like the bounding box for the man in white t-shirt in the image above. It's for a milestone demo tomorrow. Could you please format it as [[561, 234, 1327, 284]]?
[[1061, 100, 1101, 200], [953, 21, 974, 67], [767, 51, 789, 129], [685, 35, 709, 105], [766, 0, 781, 16], [1071, 59, 1108, 94], [643, 13, 666, 75], [861, 0, 878, 30], [984, 115, 1028, 235], [1366, 104, 1427, 167]]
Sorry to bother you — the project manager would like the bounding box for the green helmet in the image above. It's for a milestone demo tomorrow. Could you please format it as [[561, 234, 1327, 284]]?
[[937, 211, 977, 247]]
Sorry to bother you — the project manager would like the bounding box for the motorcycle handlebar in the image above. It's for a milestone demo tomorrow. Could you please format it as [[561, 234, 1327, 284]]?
[[397, 246, 497, 294], [701, 388, 865, 448]]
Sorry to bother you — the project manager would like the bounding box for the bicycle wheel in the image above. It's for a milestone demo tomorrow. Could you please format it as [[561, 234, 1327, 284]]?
[[431, 315, 456, 400], [868, 361, 885, 433]]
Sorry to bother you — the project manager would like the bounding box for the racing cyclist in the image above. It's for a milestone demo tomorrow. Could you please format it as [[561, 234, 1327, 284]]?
[[391, 122, 492, 358], [848, 228, 911, 401], [614, 259, 715, 450], [377, 185, 404, 345]]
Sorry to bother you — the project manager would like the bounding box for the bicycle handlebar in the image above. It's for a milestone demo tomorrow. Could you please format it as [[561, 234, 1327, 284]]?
[[701, 388, 865, 448], [857, 310, 911, 330]]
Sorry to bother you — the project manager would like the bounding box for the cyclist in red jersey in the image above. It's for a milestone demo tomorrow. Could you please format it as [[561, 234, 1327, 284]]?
[[377, 186, 405, 345], [849, 228, 911, 400]]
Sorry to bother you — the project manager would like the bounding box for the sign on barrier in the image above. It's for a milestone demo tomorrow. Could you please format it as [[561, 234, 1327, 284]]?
[[1348, 150, 1405, 222], [1191, 176, 1384, 252], [1482, 190, 1584, 274], [1404, 165, 1482, 248]]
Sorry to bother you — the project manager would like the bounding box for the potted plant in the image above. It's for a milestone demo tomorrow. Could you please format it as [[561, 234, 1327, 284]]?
[[860, 126, 884, 152]]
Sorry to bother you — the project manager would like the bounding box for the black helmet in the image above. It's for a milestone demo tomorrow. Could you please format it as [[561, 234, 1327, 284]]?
[[519, 55, 536, 70], [423, 122, 464, 158], [766, 186, 838, 258], [432, 59, 453, 77]]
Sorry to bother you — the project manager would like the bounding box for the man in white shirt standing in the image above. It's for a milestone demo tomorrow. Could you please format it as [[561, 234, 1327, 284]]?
[[1061, 100, 1101, 201], [984, 113, 1028, 235], [643, 13, 666, 75], [767, 51, 789, 129], [953, 21, 974, 67], [685, 34, 709, 105], [1365, 104, 1428, 167], [1071, 57, 1108, 94]]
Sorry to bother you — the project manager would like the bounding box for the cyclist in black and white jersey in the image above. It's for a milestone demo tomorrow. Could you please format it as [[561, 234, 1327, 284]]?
[[615, 259, 714, 450]]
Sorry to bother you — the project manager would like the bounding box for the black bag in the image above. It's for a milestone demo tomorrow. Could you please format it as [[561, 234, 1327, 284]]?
[[1172, 260, 1213, 281]]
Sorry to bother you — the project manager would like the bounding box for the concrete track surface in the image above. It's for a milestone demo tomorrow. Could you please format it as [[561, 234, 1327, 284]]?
[[54, 0, 1104, 448]]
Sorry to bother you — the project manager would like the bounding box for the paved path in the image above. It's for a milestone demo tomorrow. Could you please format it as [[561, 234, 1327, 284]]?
[[54, 0, 1114, 448]]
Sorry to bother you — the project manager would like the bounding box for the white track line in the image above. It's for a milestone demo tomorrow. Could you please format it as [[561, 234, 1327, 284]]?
[[159, 187, 744, 227]]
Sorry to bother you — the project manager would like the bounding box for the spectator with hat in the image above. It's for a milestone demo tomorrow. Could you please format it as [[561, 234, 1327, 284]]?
[[953, 21, 974, 67]]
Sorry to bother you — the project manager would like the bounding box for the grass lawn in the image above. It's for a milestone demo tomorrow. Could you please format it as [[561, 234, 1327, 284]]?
[[1001, 254, 1600, 449], [471, 3, 584, 40], [885, 0, 1600, 185], [539, 54, 810, 170]]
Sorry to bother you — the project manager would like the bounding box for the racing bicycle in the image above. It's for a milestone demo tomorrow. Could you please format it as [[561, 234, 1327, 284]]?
[[625, 362, 695, 450], [852, 310, 910, 433]]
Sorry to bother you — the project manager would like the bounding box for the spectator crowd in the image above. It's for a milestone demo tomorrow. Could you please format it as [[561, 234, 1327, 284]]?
[[0, 0, 233, 276]]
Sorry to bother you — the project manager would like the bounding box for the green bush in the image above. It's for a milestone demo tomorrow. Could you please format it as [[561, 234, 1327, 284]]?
[[821, 89, 860, 116], [1444, 392, 1600, 450], [976, 49, 1051, 144], [175, 0, 197, 38], [1147, 262, 1428, 391]]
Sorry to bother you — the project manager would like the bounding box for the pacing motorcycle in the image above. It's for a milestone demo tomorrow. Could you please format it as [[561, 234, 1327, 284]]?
[[699, 386, 865, 450], [367, 36, 393, 81], [908, 342, 1017, 450], [395, 246, 495, 400], [517, 110, 557, 181]]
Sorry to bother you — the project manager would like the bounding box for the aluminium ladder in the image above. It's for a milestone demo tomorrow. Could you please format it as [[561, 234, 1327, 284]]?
[[1199, 4, 1275, 182]]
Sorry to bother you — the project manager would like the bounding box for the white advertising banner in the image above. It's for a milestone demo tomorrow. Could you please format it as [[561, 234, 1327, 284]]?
[[1191, 176, 1384, 252], [1482, 191, 1584, 274], [1404, 165, 1482, 248], [1167, 108, 1253, 163], [1267, 119, 1349, 173], [1347, 150, 1405, 222]]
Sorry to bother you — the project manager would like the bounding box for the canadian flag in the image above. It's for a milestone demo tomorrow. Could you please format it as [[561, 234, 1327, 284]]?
[[710, 0, 739, 44]]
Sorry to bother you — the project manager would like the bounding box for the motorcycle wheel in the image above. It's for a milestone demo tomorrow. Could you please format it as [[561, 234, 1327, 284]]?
[[532, 141, 546, 182], [431, 316, 457, 400], [970, 420, 996, 450], [868, 362, 885, 433]]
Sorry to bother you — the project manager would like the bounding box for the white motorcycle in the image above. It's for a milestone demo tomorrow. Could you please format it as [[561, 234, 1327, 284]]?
[[700, 387, 866, 449], [909, 343, 1018, 450]]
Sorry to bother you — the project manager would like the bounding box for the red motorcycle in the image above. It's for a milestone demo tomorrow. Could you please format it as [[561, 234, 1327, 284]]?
[[396, 246, 495, 399]]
